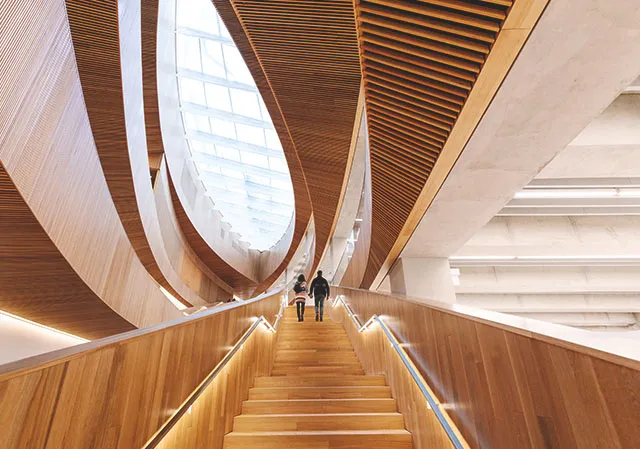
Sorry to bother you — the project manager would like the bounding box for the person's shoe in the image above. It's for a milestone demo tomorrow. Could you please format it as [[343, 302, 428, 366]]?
[[301, 317, 304, 322], [316, 314, 319, 322], [298, 317, 301, 322], [320, 317, 323, 322]]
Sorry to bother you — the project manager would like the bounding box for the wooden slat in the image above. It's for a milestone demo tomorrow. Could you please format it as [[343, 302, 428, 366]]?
[[0, 163, 136, 339]]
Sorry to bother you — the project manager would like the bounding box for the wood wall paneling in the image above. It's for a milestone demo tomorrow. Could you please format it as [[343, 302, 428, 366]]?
[[357, 0, 548, 288], [226, 0, 362, 274], [0, 0, 182, 331], [333, 287, 640, 449], [0, 291, 282, 449]]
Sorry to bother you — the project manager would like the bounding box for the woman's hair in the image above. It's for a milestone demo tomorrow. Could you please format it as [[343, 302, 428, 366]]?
[[297, 274, 305, 282]]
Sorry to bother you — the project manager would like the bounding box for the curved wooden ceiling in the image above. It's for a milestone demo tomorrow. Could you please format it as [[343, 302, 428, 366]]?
[[0, 163, 136, 340], [226, 0, 362, 273], [357, 0, 514, 288], [200, 0, 313, 296]]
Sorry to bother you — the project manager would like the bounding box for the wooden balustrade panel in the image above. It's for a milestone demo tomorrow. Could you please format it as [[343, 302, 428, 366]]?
[[0, 0, 182, 329], [0, 292, 282, 449], [154, 313, 278, 449], [333, 287, 640, 449], [329, 301, 456, 449]]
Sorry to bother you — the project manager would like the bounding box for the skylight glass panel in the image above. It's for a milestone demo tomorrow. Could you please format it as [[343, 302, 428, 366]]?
[[176, 0, 294, 250], [230, 89, 262, 120], [236, 124, 266, 146], [204, 83, 231, 111]]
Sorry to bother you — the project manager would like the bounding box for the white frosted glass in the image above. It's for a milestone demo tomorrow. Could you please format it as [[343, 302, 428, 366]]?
[[209, 118, 236, 139], [180, 78, 206, 105]]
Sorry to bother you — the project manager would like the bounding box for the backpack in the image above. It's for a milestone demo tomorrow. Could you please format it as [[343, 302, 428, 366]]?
[[293, 281, 305, 294]]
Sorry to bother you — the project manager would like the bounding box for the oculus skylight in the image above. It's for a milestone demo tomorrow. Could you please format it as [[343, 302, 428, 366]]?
[[175, 0, 294, 250]]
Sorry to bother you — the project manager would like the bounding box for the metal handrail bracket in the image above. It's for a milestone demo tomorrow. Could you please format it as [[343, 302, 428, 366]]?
[[331, 295, 468, 449]]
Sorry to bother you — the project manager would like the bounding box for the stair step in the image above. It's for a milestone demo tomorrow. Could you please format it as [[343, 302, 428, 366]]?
[[248, 386, 392, 400], [254, 375, 387, 388], [275, 350, 359, 363], [242, 398, 398, 414], [271, 365, 364, 376], [233, 412, 405, 432], [276, 342, 354, 350], [223, 430, 412, 449], [273, 358, 360, 367]]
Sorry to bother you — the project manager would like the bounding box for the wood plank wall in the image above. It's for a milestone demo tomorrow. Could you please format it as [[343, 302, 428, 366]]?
[[329, 299, 458, 449], [0, 0, 183, 330], [0, 291, 282, 449], [0, 162, 136, 339], [333, 287, 640, 449], [226, 0, 362, 273]]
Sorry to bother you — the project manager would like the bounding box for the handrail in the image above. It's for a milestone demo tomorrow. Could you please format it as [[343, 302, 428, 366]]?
[[331, 295, 468, 449], [144, 295, 286, 448]]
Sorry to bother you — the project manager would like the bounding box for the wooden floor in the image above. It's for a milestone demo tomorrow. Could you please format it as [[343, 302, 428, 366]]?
[[223, 306, 412, 448]]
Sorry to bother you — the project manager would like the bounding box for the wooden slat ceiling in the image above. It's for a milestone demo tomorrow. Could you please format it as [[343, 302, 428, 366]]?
[[357, 0, 513, 288], [228, 0, 362, 272]]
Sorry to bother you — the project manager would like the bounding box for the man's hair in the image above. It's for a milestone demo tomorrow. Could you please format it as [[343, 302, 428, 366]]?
[[317, 270, 323, 276]]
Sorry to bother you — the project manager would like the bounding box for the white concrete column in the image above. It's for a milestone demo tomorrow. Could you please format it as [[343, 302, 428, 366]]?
[[389, 257, 457, 303]]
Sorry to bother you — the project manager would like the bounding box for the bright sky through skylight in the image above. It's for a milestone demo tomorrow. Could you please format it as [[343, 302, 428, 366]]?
[[175, 0, 294, 250]]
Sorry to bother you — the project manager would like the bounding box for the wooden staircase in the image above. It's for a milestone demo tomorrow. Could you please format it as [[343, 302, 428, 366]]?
[[223, 306, 412, 448]]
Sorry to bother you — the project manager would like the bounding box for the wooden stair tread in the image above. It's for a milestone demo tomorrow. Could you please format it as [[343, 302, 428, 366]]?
[[227, 430, 410, 436], [253, 375, 387, 387], [249, 386, 391, 397], [233, 413, 405, 431]]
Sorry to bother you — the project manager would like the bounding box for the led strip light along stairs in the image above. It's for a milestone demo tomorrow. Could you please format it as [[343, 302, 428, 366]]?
[[223, 306, 412, 448]]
